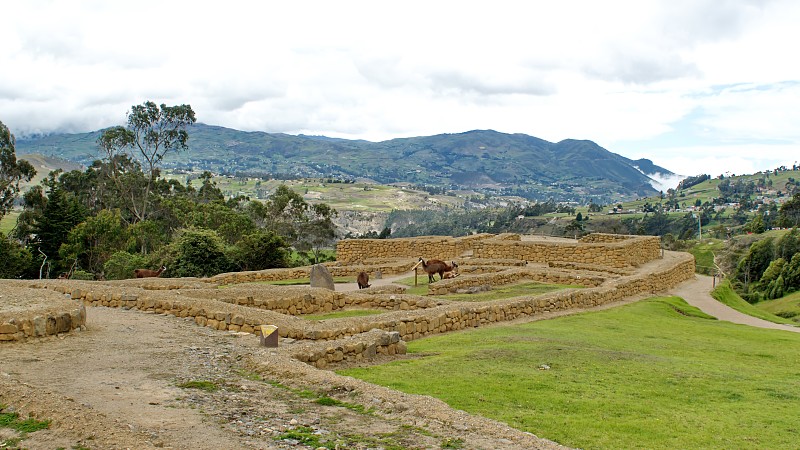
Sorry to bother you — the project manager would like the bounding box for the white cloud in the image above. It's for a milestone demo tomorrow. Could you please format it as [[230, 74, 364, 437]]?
[[628, 144, 797, 180], [0, 0, 798, 179]]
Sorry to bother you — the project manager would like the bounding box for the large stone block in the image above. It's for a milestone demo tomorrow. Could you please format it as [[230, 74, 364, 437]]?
[[310, 264, 335, 290], [0, 323, 18, 334]]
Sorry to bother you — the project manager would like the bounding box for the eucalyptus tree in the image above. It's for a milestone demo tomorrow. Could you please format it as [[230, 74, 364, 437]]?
[[0, 120, 36, 219], [97, 101, 196, 223]]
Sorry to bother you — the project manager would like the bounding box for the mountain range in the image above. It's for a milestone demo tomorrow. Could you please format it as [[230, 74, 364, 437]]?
[[16, 124, 675, 203]]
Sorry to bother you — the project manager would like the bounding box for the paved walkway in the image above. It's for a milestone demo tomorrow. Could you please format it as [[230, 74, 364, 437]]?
[[668, 274, 800, 333]]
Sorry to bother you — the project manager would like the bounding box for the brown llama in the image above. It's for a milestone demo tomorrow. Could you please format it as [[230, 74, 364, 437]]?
[[134, 265, 167, 278], [356, 271, 371, 289], [418, 257, 458, 283]]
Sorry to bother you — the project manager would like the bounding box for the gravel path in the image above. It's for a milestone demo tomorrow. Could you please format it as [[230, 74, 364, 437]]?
[[668, 274, 800, 333]]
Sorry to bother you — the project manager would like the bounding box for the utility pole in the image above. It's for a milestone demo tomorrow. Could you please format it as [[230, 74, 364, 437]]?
[[693, 213, 702, 240], [698, 213, 702, 240]]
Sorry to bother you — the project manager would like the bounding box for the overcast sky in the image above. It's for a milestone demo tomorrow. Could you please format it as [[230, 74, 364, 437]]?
[[2, 0, 798, 183]]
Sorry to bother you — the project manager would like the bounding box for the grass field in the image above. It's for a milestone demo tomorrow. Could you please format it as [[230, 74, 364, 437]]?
[[184, 176, 467, 212], [711, 281, 796, 325], [756, 290, 800, 322], [687, 239, 725, 275], [0, 210, 19, 235], [340, 296, 800, 449]]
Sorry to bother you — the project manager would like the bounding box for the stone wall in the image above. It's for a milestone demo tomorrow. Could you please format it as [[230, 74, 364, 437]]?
[[337, 233, 661, 269], [547, 261, 633, 276], [288, 252, 695, 342], [335, 234, 494, 264], [579, 233, 634, 243], [472, 235, 661, 268], [207, 260, 419, 286], [426, 267, 606, 295], [43, 251, 692, 345], [0, 285, 86, 342], [287, 329, 406, 369], [191, 286, 443, 315]]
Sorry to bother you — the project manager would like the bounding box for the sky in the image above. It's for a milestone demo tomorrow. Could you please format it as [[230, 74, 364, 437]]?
[[1, 0, 799, 186]]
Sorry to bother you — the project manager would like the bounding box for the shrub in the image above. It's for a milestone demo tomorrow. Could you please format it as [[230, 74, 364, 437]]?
[[169, 227, 231, 277], [70, 269, 95, 280], [229, 231, 288, 271], [0, 233, 32, 278], [103, 251, 149, 280]]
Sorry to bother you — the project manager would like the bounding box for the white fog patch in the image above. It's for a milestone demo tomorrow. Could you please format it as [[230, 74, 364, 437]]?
[[634, 165, 685, 191]]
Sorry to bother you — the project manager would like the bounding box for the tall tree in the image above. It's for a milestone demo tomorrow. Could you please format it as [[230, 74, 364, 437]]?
[[296, 202, 338, 264], [32, 178, 87, 274], [97, 101, 196, 223], [60, 209, 130, 275], [0, 120, 36, 219], [779, 193, 800, 228]]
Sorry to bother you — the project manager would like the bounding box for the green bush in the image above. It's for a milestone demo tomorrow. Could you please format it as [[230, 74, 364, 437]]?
[[70, 269, 95, 280], [229, 231, 288, 271], [0, 233, 32, 278], [103, 251, 149, 280], [169, 227, 231, 277]]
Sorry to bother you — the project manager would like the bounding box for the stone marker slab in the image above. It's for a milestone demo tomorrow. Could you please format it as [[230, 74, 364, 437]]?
[[310, 264, 335, 291], [260, 325, 279, 347]]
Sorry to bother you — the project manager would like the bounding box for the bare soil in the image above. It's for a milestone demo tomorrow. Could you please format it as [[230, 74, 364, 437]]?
[[0, 298, 565, 450]]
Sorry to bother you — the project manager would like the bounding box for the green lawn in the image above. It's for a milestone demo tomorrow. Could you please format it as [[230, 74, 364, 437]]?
[[711, 281, 796, 325], [687, 239, 725, 275], [756, 290, 800, 322], [340, 296, 800, 449], [0, 210, 19, 235], [198, 177, 465, 212]]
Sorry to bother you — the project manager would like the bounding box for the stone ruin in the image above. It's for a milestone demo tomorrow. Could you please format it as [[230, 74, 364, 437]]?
[[1, 233, 694, 370]]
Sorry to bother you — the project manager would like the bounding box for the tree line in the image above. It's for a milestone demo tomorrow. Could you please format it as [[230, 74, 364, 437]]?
[[0, 102, 337, 280], [720, 226, 800, 303]]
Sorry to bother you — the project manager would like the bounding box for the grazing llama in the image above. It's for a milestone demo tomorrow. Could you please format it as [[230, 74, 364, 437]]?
[[356, 271, 371, 289]]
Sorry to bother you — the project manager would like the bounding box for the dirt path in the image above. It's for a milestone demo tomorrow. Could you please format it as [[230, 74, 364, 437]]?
[[0, 305, 563, 450], [668, 274, 800, 333]]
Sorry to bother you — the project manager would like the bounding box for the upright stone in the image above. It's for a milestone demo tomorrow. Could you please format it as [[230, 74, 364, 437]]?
[[310, 264, 335, 291]]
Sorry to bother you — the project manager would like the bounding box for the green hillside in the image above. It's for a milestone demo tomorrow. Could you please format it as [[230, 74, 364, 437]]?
[[16, 125, 674, 203]]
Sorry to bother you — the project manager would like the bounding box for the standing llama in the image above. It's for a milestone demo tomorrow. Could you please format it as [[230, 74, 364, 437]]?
[[134, 265, 167, 278]]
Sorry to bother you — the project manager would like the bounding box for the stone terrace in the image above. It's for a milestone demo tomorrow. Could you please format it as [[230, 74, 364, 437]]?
[[1, 233, 693, 369]]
